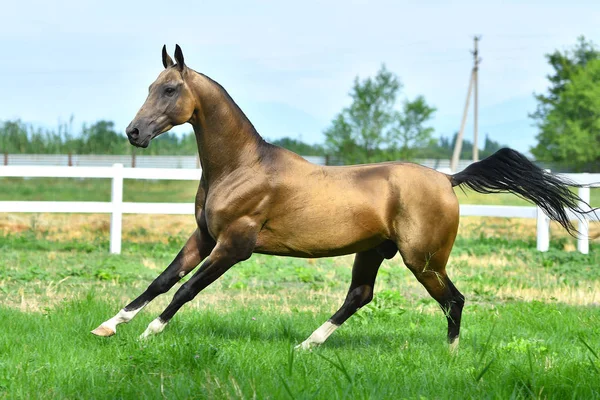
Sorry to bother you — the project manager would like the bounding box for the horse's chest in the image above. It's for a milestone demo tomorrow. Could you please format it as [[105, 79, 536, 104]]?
[[202, 204, 229, 241], [202, 195, 248, 239]]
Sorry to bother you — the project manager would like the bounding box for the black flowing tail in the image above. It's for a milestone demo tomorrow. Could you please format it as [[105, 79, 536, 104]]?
[[450, 148, 598, 237]]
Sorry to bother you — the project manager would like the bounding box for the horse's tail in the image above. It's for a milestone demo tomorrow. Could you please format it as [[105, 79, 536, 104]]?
[[450, 148, 598, 237]]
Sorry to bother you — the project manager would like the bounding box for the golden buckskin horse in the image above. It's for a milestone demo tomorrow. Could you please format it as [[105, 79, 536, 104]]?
[[92, 45, 597, 352]]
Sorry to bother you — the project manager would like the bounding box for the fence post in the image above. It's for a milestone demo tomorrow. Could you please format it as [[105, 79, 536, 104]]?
[[536, 206, 550, 252], [3, 152, 7, 166], [577, 184, 590, 254], [110, 163, 124, 254]]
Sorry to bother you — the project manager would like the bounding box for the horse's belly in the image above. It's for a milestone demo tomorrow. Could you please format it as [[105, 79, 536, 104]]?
[[254, 209, 388, 258]]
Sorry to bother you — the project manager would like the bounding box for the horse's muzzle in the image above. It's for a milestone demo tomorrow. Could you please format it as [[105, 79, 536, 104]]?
[[126, 125, 151, 148]]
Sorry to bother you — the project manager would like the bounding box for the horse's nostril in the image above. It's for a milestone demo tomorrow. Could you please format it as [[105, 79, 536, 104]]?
[[128, 127, 140, 139]]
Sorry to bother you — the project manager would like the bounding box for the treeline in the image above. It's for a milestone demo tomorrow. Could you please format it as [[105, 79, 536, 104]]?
[[0, 117, 503, 161], [0, 119, 198, 155], [269, 134, 504, 161]]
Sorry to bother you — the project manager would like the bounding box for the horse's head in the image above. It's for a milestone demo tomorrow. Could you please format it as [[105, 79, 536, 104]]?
[[126, 45, 195, 148]]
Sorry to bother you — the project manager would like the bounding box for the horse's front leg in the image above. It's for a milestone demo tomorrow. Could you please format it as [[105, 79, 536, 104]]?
[[140, 220, 257, 339], [91, 228, 215, 337]]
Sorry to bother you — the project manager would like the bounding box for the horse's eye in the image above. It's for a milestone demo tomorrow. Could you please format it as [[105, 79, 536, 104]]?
[[164, 87, 176, 96]]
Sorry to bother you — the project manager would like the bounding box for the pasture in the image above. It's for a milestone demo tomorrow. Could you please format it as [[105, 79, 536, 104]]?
[[0, 179, 599, 399]]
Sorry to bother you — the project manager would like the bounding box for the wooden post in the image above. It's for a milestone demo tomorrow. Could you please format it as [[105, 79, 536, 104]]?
[[68, 152, 73, 167], [132, 148, 136, 168], [3, 152, 7, 166]]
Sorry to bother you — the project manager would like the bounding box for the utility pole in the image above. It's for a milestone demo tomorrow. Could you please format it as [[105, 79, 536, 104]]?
[[472, 36, 481, 162], [451, 36, 481, 172], [451, 71, 474, 172]]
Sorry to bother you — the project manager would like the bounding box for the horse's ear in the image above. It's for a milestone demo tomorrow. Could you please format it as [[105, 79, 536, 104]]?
[[174, 44, 185, 71], [162, 45, 174, 69]]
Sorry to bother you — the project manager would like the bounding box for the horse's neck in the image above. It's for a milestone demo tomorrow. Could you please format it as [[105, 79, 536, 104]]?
[[190, 74, 265, 182]]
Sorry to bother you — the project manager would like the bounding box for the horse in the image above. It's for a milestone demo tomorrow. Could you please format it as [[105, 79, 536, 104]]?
[[92, 45, 596, 352]]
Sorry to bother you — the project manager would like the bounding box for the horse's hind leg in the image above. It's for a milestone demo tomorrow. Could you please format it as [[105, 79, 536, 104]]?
[[297, 248, 384, 350], [91, 229, 215, 337], [401, 247, 464, 352]]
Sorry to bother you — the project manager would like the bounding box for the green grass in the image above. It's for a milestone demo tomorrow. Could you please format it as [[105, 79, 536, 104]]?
[[1, 227, 599, 399], [1, 177, 598, 206], [1, 297, 599, 399], [0, 178, 197, 203]]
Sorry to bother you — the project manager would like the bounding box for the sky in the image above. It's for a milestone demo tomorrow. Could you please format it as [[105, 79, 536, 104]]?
[[1, 0, 599, 155]]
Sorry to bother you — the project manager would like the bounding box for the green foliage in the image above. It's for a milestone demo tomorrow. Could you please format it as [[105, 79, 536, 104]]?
[[531, 36, 600, 171], [388, 95, 436, 160], [270, 137, 326, 156], [0, 118, 198, 155], [324, 65, 436, 164], [415, 133, 506, 160]]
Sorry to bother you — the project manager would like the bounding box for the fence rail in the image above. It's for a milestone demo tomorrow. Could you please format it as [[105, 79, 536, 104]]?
[[1, 153, 476, 171], [0, 165, 597, 254]]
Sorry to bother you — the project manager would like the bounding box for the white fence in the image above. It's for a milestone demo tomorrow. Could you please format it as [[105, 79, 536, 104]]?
[[0, 165, 597, 254], [2, 154, 475, 171]]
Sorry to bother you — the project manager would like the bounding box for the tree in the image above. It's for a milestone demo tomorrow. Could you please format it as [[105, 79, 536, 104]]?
[[532, 58, 600, 170], [270, 137, 325, 156], [79, 120, 127, 154], [0, 120, 29, 153], [388, 96, 436, 160], [324, 65, 435, 164], [530, 37, 600, 171], [482, 135, 503, 158]]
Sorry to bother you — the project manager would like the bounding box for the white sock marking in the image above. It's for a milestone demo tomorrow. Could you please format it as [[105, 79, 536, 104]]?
[[449, 337, 460, 354], [296, 321, 339, 350], [98, 303, 147, 334], [140, 318, 168, 339]]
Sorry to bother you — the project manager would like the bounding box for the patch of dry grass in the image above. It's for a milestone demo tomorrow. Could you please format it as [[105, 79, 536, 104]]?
[[458, 216, 600, 242], [0, 213, 196, 242], [1, 213, 598, 246], [1, 211, 598, 316]]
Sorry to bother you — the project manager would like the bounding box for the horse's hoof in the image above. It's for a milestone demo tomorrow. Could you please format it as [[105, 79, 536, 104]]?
[[91, 325, 115, 337], [295, 341, 316, 351], [449, 338, 460, 355]]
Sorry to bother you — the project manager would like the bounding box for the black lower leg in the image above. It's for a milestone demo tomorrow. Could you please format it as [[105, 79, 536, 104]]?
[[124, 231, 212, 312], [330, 249, 383, 326], [124, 250, 186, 311], [330, 285, 374, 325], [443, 278, 465, 342], [158, 254, 237, 323]]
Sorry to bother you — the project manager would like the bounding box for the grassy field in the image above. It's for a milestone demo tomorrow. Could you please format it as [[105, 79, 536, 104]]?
[[1, 176, 599, 398], [1, 209, 599, 399]]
